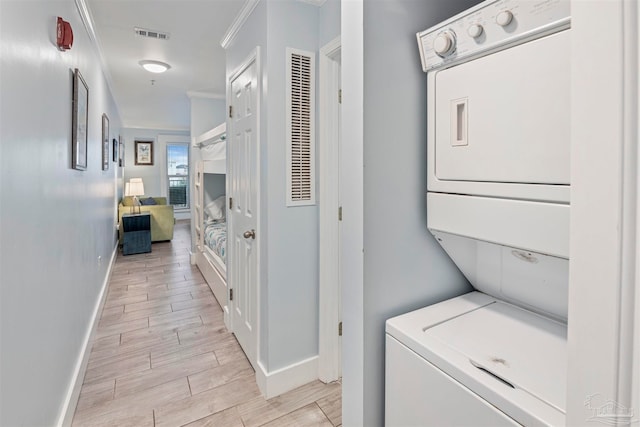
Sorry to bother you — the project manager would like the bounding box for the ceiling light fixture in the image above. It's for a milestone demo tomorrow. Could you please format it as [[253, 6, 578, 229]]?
[[139, 60, 171, 74]]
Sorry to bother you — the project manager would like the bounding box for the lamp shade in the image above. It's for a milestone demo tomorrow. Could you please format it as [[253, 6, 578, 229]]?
[[124, 182, 131, 196], [128, 178, 145, 196]]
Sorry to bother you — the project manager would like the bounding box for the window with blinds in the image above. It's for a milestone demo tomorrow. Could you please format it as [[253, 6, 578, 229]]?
[[286, 48, 316, 206]]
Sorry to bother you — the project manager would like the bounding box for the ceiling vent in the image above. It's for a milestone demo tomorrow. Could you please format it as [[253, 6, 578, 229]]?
[[134, 27, 170, 40]]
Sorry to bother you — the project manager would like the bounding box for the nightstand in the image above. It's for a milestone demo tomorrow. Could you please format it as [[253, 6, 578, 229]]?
[[122, 212, 151, 255]]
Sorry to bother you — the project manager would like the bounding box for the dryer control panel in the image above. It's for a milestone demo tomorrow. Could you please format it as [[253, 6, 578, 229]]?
[[417, 0, 570, 72]]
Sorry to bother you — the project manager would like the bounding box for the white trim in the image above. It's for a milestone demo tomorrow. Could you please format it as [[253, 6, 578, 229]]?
[[341, 0, 365, 425], [618, 1, 639, 414], [220, 0, 260, 49], [286, 47, 316, 207], [318, 37, 341, 383], [56, 245, 118, 427], [567, 1, 639, 424], [186, 91, 226, 100], [296, 0, 327, 6], [193, 122, 227, 148], [256, 357, 319, 399], [74, 0, 123, 127], [123, 125, 190, 132]]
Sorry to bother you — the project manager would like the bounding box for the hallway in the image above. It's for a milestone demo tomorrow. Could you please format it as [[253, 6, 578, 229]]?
[[72, 221, 341, 427]]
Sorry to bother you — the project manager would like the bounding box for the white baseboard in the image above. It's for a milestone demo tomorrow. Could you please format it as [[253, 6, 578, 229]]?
[[256, 356, 319, 399], [56, 244, 117, 427], [174, 211, 191, 220]]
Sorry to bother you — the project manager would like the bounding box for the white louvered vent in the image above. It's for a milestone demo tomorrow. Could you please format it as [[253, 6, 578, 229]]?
[[287, 48, 316, 206], [134, 27, 170, 40]]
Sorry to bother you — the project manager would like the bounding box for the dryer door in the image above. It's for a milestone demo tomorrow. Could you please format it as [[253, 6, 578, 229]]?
[[434, 30, 570, 186]]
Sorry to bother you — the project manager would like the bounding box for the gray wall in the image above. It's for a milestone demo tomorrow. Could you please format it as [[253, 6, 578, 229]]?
[[264, 0, 320, 370], [355, 0, 481, 425], [121, 127, 189, 197], [190, 97, 226, 138], [203, 174, 226, 206], [319, 0, 341, 47], [0, 1, 122, 425]]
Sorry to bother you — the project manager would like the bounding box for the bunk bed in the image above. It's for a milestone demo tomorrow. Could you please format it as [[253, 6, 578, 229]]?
[[193, 122, 228, 312]]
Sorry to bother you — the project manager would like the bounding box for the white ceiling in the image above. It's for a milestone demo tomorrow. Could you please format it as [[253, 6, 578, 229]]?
[[86, 0, 245, 131]]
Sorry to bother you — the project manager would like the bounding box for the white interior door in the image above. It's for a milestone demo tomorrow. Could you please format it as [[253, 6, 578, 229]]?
[[228, 51, 259, 368]]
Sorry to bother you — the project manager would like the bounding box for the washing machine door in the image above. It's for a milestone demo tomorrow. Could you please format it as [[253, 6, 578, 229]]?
[[386, 334, 521, 427]]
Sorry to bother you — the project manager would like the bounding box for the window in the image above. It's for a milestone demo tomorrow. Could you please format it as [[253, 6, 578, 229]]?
[[167, 143, 189, 209]]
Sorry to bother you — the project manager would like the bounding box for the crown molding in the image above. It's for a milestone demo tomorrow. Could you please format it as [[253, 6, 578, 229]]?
[[74, 0, 124, 123], [297, 0, 327, 6], [220, 0, 260, 49], [187, 91, 226, 100]]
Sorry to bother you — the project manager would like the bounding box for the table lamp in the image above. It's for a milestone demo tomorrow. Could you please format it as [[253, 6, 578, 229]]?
[[128, 178, 145, 214]]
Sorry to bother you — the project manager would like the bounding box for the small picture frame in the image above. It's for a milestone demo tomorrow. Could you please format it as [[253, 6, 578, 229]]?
[[119, 136, 125, 167], [72, 68, 88, 170], [112, 138, 118, 162], [102, 114, 109, 171], [135, 140, 154, 165]]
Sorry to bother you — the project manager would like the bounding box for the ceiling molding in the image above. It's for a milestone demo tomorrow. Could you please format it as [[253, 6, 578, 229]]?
[[220, 0, 260, 49], [121, 124, 190, 132], [74, 0, 124, 123], [296, 0, 327, 6], [187, 91, 226, 100]]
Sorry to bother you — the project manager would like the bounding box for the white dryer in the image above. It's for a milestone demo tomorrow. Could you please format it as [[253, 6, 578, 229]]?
[[386, 1, 571, 425]]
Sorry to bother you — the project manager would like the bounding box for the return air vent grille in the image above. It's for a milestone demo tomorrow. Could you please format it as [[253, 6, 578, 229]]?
[[286, 48, 316, 206], [134, 27, 170, 40]]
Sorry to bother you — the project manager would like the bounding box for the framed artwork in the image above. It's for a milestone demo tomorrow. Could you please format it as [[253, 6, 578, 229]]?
[[135, 140, 154, 165], [71, 68, 88, 170], [119, 136, 125, 167], [102, 114, 109, 171], [112, 138, 118, 162]]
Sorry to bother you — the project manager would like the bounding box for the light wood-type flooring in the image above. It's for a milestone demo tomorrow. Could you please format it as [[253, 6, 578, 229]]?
[[72, 220, 341, 427]]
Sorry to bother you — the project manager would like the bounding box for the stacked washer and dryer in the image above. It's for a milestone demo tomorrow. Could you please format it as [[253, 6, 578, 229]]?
[[385, 1, 571, 426]]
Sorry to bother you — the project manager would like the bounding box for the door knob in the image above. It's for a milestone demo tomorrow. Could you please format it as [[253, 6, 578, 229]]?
[[243, 229, 256, 239]]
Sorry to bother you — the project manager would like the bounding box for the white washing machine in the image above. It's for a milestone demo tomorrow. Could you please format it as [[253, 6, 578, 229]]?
[[386, 1, 571, 425]]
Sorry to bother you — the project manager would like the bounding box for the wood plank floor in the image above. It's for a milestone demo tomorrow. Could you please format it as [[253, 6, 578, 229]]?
[[72, 220, 341, 427]]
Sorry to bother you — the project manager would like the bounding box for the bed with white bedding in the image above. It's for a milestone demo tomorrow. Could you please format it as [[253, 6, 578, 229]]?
[[193, 122, 228, 313], [195, 196, 228, 314], [203, 219, 226, 271], [203, 220, 227, 276]]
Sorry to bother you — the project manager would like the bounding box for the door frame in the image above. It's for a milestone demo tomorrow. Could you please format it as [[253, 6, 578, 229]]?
[[318, 36, 342, 382], [226, 47, 262, 351], [566, 2, 639, 424]]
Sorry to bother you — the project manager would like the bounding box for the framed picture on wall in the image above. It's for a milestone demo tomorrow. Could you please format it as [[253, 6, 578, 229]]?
[[112, 138, 118, 162], [102, 114, 109, 171], [134, 140, 154, 165], [119, 136, 124, 167], [71, 68, 88, 171]]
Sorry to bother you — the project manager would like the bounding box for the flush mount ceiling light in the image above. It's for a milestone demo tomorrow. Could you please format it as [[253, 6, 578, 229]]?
[[139, 60, 171, 73]]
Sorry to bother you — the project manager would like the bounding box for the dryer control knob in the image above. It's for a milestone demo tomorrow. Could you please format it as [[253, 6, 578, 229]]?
[[467, 24, 484, 38], [433, 31, 456, 57], [496, 10, 513, 27]]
